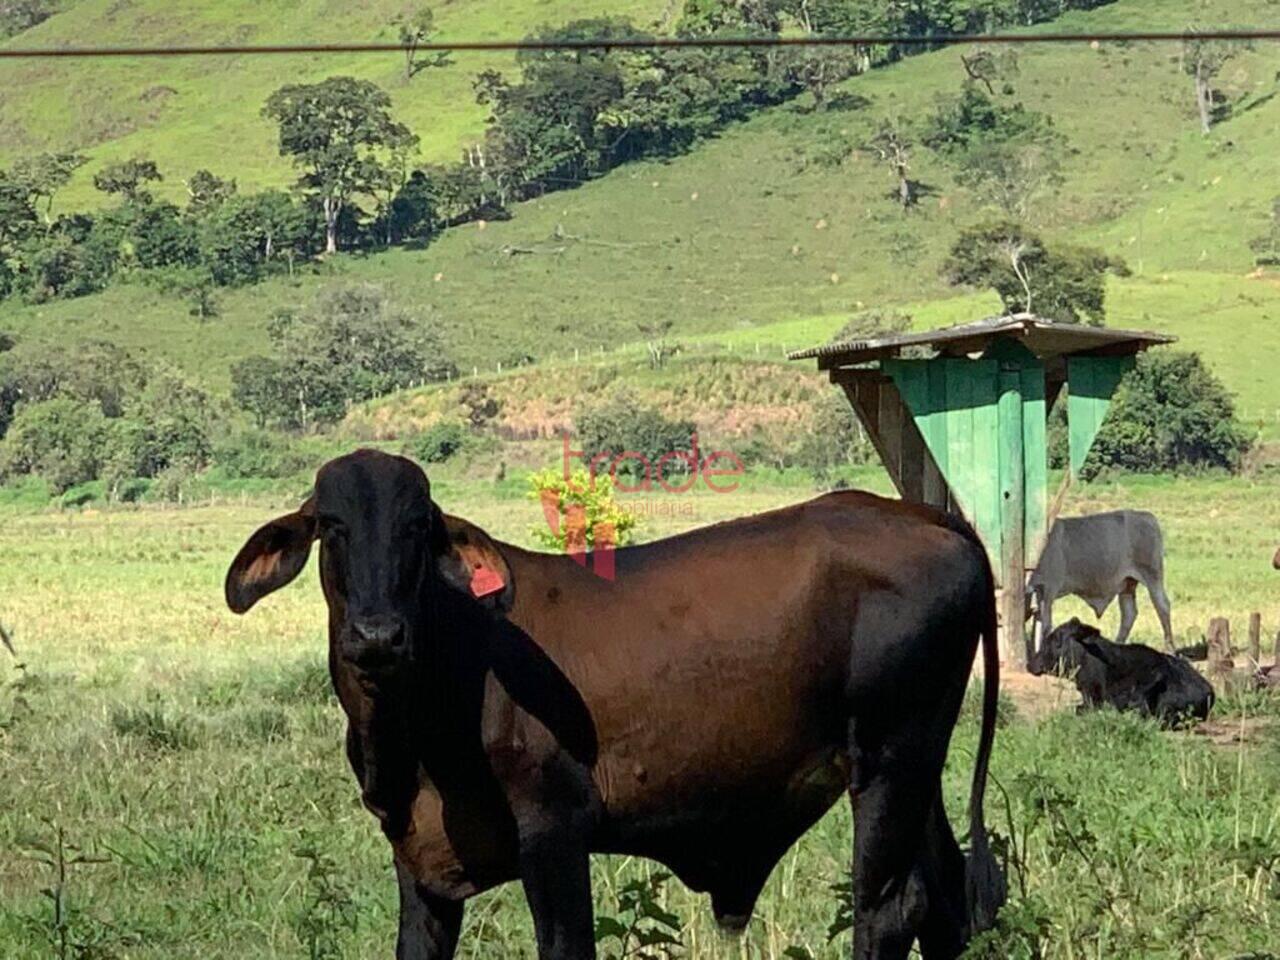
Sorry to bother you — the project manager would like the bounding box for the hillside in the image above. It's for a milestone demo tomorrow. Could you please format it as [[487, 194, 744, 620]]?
[[0, 0, 665, 208], [1, 0, 1278, 433]]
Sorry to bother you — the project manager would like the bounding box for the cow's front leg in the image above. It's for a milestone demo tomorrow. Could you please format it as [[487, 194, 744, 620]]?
[[395, 860, 463, 960], [519, 819, 596, 960]]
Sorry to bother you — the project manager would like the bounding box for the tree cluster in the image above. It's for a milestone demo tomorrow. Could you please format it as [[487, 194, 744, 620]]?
[[0, 339, 216, 495], [230, 284, 456, 431]]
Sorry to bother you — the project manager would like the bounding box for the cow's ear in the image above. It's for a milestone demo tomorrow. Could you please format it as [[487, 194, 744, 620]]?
[[432, 507, 516, 613], [225, 499, 317, 614]]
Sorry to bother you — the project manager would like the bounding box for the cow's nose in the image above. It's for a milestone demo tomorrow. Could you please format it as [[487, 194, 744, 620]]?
[[348, 615, 408, 663]]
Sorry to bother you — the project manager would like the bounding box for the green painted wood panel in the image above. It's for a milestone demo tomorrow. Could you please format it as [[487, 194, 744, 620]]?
[[998, 369, 1025, 594], [1067, 356, 1132, 476], [1020, 364, 1047, 565], [970, 361, 1001, 570]]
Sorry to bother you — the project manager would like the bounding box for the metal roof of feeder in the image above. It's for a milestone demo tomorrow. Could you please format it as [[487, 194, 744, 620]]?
[[788, 313, 1175, 368]]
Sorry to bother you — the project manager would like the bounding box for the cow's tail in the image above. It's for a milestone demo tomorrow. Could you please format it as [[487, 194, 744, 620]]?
[[964, 538, 1006, 937]]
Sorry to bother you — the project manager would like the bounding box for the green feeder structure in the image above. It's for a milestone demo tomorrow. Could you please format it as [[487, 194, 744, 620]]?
[[790, 314, 1174, 670]]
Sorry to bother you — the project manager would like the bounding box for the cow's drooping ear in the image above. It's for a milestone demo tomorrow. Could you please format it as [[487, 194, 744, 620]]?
[[225, 499, 317, 614], [431, 506, 516, 613]]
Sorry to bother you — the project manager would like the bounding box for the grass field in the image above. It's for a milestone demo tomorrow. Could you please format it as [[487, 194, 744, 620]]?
[[3, 469, 1280, 958]]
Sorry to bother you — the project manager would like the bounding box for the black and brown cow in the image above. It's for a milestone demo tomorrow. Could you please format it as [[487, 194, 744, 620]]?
[[224, 449, 1004, 960]]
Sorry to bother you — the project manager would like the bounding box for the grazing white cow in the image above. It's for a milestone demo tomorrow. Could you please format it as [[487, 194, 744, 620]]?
[[1026, 510, 1174, 652]]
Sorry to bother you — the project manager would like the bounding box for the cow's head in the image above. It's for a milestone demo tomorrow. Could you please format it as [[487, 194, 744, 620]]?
[[224, 449, 513, 692], [1027, 617, 1098, 677]]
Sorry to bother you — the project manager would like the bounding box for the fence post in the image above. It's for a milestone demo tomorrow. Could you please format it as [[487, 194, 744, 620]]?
[[1207, 617, 1233, 675], [1249, 612, 1262, 666]]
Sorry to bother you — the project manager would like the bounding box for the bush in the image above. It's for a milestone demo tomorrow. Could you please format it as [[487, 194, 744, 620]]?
[[212, 427, 308, 479], [409, 421, 467, 464], [0, 398, 109, 493], [574, 389, 697, 482], [1050, 351, 1251, 478]]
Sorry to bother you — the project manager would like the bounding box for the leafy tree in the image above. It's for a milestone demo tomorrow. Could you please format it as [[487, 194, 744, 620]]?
[[263, 77, 417, 254], [955, 134, 1064, 222], [1076, 352, 1251, 478], [148, 265, 219, 318], [574, 387, 697, 482], [387, 169, 442, 242], [231, 284, 455, 429], [409, 421, 467, 463], [92, 157, 163, 204], [230, 356, 293, 429], [0, 339, 145, 419], [106, 364, 214, 479], [829, 307, 912, 343], [922, 85, 1047, 155], [1250, 197, 1280, 266], [0, 397, 109, 493], [944, 221, 1125, 325], [198, 190, 312, 285], [1180, 28, 1251, 134], [184, 169, 237, 215], [9, 152, 86, 221], [392, 5, 451, 81]]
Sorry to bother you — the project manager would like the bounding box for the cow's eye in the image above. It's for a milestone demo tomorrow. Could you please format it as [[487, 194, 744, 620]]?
[[319, 516, 347, 539]]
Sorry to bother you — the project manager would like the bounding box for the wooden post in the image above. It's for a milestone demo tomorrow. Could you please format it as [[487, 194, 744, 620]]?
[[1274, 629, 1280, 670], [998, 368, 1026, 670], [1207, 617, 1233, 675], [1248, 612, 1262, 666]]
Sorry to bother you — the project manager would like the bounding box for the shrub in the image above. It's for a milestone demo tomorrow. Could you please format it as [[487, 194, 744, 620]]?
[[409, 421, 467, 464], [1050, 351, 1251, 478], [795, 392, 874, 481], [212, 427, 308, 479], [527, 467, 638, 552], [0, 398, 109, 493], [574, 389, 697, 482]]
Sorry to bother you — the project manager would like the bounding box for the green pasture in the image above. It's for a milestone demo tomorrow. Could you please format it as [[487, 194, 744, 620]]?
[[2, 470, 1280, 957]]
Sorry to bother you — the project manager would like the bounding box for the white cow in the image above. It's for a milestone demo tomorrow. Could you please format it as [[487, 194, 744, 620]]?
[[1026, 510, 1174, 652]]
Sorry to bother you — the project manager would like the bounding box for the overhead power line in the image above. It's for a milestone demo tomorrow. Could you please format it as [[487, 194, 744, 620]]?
[[0, 29, 1278, 59]]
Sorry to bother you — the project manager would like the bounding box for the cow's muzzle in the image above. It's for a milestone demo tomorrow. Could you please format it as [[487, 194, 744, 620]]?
[[342, 614, 410, 671]]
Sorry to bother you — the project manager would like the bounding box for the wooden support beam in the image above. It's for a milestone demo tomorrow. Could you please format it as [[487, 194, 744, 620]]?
[[998, 368, 1027, 670]]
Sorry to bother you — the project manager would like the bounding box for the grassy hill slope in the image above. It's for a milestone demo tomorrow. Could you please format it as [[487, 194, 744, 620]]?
[[1, 0, 1277, 432], [0, 0, 665, 207]]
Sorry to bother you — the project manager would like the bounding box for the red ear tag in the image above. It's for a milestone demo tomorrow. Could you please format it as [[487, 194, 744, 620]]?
[[470, 565, 505, 599]]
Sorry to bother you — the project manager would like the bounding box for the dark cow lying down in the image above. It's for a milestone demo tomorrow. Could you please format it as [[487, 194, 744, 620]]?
[[225, 449, 1004, 960], [1028, 618, 1214, 726]]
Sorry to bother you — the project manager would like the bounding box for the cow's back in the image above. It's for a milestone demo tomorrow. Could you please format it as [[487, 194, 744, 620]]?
[[1041, 510, 1164, 606]]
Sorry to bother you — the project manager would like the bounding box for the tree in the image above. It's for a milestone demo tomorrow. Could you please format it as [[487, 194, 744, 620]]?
[[92, 157, 163, 204], [231, 284, 455, 429], [865, 118, 917, 209], [1250, 197, 1280, 266], [1077, 351, 1251, 478], [393, 5, 451, 81], [955, 134, 1064, 222], [944, 221, 1125, 325], [185, 169, 237, 215], [1180, 28, 1251, 134], [0, 397, 108, 493], [9, 152, 87, 222], [263, 77, 417, 254]]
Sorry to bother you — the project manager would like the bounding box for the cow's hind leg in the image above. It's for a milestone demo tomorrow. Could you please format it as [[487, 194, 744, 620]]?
[[1115, 579, 1139, 644], [847, 732, 940, 960], [1146, 579, 1175, 652], [915, 793, 967, 960], [395, 860, 463, 960]]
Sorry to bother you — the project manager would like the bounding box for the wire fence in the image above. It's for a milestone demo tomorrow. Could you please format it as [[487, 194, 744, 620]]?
[[3, 29, 1280, 59]]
